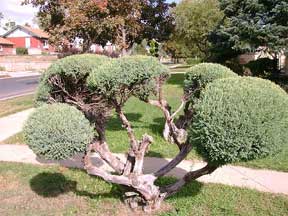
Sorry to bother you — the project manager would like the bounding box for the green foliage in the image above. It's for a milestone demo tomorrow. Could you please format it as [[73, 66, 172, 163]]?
[[87, 55, 169, 103], [163, 36, 192, 60], [210, 0, 288, 61], [0, 65, 6, 71], [245, 58, 278, 78], [16, 47, 28, 55], [149, 39, 159, 57], [35, 54, 108, 105], [24, 103, 94, 160], [184, 63, 237, 100], [189, 77, 288, 166], [173, 0, 223, 59], [131, 40, 148, 55], [186, 58, 201, 65], [139, 0, 175, 43]]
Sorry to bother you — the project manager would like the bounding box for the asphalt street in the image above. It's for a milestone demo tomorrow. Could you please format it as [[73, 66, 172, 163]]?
[[0, 75, 40, 100]]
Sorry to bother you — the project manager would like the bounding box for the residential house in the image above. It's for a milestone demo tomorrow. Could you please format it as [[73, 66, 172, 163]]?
[[0, 37, 15, 55], [2, 25, 54, 55]]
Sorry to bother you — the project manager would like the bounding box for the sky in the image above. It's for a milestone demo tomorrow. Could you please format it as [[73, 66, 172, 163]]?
[[0, 0, 180, 34]]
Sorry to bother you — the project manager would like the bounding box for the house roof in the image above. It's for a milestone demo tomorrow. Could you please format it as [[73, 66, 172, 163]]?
[[2, 25, 49, 39], [0, 37, 14, 45]]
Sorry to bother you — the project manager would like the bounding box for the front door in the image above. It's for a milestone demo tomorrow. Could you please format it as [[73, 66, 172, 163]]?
[[25, 38, 31, 48]]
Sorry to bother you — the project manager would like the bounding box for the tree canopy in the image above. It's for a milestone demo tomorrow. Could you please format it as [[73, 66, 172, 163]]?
[[209, 0, 288, 62], [172, 0, 223, 59], [23, 0, 175, 54]]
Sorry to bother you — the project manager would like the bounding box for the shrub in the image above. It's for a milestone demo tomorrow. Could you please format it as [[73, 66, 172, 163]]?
[[35, 54, 108, 105], [16, 47, 28, 55], [245, 58, 278, 78], [24, 103, 94, 160], [0, 66, 6, 71], [189, 77, 288, 166], [184, 63, 238, 100], [87, 55, 169, 102]]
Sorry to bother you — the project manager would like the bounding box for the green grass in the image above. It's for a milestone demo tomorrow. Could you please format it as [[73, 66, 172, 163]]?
[[2, 74, 288, 172], [0, 162, 287, 216], [0, 94, 34, 118]]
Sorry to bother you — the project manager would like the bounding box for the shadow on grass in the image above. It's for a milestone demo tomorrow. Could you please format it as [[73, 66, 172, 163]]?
[[167, 74, 185, 86], [30, 172, 122, 199], [106, 113, 143, 131], [30, 172, 203, 201]]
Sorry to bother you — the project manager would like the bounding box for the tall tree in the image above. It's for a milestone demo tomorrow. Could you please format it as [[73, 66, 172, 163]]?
[[209, 0, 288, 63], [173, 0, 223, 59], [139, 0, 175, 43], [3, 20, 16, 31], [23, 0, 175, 54], [23, 0, 150, 54]]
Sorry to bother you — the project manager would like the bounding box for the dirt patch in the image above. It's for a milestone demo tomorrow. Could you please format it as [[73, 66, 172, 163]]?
[[0, 174, 20, 191], [0, 174, 88, 215], [96, 200, 174, 216]]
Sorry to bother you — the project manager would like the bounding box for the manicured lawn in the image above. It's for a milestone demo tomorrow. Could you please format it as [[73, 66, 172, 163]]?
[[0, 162, 287, 216], [0, 94, 34, 118], [2, 74, 288, 172]]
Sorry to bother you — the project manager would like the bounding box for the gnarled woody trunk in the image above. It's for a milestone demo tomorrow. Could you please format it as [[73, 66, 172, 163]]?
[[78, 78, 218, 212]]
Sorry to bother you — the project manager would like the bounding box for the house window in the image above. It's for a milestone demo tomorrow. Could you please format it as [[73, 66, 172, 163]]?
[[0, 45, 3, 52]]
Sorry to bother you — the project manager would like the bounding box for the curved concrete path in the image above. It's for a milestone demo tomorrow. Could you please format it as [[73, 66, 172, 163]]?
[[0, 109, 287, 196], [0, 144, 287, 196], [0, 108, 34, 141]]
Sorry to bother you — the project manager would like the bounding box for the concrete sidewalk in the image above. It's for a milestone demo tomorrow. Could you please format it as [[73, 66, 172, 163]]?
[[0, 109, 34, 141], [0, 110, 287, 196], [0, 144, 287, 196]]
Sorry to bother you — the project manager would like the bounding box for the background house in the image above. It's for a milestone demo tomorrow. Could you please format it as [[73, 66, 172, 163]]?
[[2, 25, 54, 55], [0, 37, 15, 55]]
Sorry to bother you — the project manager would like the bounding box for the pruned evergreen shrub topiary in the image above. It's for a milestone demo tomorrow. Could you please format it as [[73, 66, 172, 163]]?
[[35, 54, 108, 105], [24, 55, 288, 212], [189, 77, 288, 166], [174, 63, 237, 132], [87, 55, 169, 103], [24, 103, 94, 160], [184, 63, 238, 100]]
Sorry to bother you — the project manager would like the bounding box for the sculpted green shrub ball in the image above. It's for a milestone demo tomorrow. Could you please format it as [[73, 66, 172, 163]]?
[[24, 104, 94, 160], [184, 63, 238, 100], [35, 54, 108, 105], [87, 55, 169, 102], [189, 77, 288, 166]]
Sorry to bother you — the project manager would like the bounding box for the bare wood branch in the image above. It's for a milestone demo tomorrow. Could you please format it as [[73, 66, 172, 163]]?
[[148, 99, 182, 150], [115, 105, 138, 152], [133, 134, 153, 175], [154, 143, 192, 177], [161, 164, 217, 197], [170, 98, 186, 120], [92, 140, 125, 174]]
